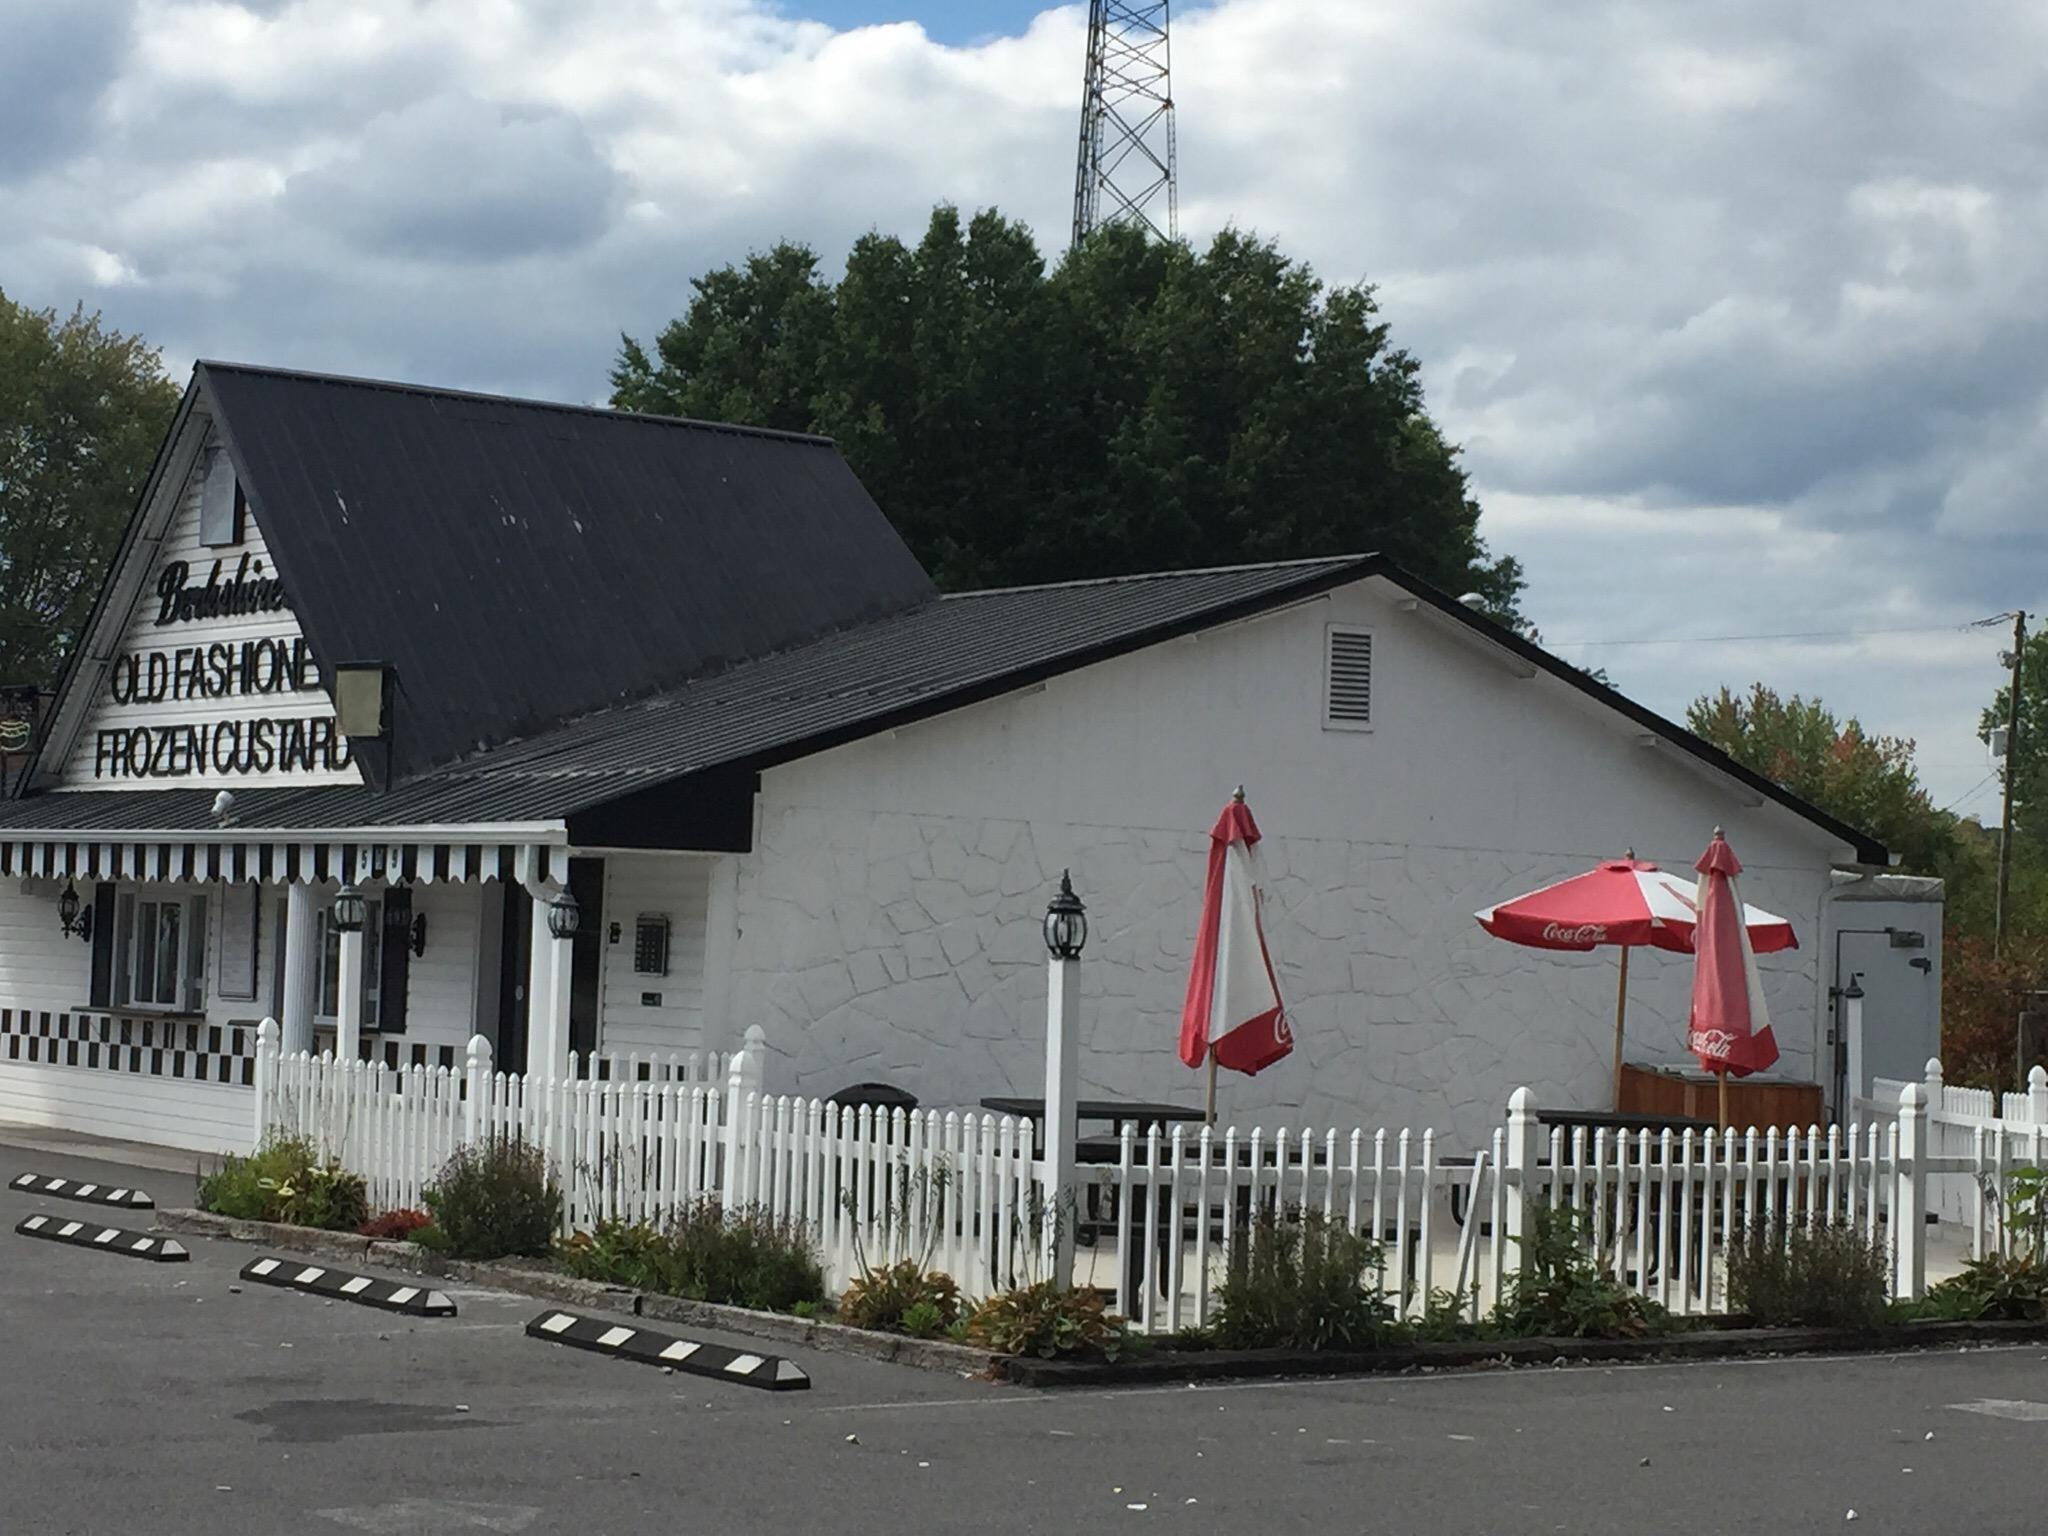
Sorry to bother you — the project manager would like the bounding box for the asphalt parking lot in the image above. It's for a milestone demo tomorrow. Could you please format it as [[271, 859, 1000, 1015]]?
[[8, 1135, 2048, 1535]]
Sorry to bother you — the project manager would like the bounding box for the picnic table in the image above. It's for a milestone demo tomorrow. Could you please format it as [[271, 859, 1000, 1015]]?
[[977, 1097, 1208, 1159]]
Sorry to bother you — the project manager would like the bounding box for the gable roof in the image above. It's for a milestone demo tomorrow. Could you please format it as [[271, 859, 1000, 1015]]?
[[30, 362, 935, 788], [0, 544, 1890, 866]]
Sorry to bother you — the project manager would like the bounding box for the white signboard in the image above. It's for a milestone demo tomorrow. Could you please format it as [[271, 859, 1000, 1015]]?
[[58, 446, 362, 790]]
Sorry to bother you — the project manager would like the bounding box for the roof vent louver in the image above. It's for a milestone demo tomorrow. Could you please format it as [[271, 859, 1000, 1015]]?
[[1324, 626, 1372, 730]]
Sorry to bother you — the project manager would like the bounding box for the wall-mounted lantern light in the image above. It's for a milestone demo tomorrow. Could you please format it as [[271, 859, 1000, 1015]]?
[[547, 889, 581, 941], [1043, 870, 1088, 960], [57, 879, 92, 942]]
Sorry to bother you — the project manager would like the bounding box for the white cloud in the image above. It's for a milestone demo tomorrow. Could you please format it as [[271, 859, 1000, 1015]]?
[[1, 0, 2041, 813]]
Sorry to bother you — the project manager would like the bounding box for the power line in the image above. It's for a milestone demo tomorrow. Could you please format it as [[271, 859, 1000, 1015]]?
[[1940, 770, 1999, 815], [1545, 617, 2010, 650]]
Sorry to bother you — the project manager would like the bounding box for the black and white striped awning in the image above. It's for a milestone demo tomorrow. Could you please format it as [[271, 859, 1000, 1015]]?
[[0, 839, 568, 886]]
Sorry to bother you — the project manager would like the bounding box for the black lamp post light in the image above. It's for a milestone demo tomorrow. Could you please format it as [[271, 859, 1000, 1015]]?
[[1043, 870, 1087, 960], [547, 889, 581, 941], [56, 880, 92, 942], [330, 883, 368, 935]]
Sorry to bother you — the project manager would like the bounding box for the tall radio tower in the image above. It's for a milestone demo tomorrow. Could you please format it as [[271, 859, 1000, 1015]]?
[[1070, 1, 1178, 249]]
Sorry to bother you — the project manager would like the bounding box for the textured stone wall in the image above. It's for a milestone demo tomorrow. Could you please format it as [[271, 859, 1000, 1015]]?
[[727, 803, 1826, 1149], [722, 573, 1849, 1151]]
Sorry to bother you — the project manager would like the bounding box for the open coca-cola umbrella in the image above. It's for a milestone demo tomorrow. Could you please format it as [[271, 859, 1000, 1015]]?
[[1180, 788, 1293, 1122], [1474, 850, 1796, 1108], [1686, 829, 1780, 1126]]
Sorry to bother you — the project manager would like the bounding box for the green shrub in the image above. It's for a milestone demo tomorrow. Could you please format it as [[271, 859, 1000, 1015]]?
[[1493, 1204, 1661, 1339], [1919, 1252, 2048, 1321], [1400, 1286, 1489, 1343], [555, 1216, 671, 1288], [2003, 1165, 2048, 1258], [837, 1259, 963, 1335], [1726, 1221, 1890, 1329], [1211, 1208, 1391, 1351], [899, 1298, 949, 1338], [964, 1280, 1127, 1360], [422, 1139, 559, 1260], [197, 1135, 367, 1231], [555, 1201, 825, 1312]]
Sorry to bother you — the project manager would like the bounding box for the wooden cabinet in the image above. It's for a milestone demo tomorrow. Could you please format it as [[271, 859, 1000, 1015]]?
[[1619, 1061, 1825, 1132]]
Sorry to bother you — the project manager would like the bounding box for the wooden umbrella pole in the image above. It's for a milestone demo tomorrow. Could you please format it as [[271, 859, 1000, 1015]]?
[[1205, 1046, 1219, 1127], [1718, 1068, 1729, 1130], [1611, 947, 1632, 1111]]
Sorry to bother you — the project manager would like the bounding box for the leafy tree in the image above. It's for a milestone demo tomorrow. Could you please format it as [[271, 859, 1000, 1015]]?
[[1942, 931, 2048, 1090], [0, 293, 179, 687], [1980, 627, 2048, 856], [614, 209, 1523, 612], [1685, 684, 1955, 874]]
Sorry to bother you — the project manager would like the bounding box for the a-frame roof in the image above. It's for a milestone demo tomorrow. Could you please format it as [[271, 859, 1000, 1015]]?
[[5, 364, 1890, 866], [26, 362, 935, 790]]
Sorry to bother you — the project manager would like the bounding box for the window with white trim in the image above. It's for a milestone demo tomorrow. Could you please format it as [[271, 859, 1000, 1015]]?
[[1323, 624, 1373, 730], [316, 901, 383, 1028], [111, 890, 210, 1013]]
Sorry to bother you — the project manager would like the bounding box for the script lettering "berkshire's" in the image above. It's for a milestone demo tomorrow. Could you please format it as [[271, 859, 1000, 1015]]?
[[153, 555, 291, 627]]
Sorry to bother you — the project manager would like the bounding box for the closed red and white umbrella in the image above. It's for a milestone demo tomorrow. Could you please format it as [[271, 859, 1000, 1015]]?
[[1687, 830, 1780, 1124], [1180, 788, 1292, 1120]]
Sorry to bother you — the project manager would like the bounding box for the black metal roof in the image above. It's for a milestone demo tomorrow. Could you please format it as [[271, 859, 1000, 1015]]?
[[198, 362, 935, 780], [0, 548, 1891, 865], [4, 356, 1891, 863]]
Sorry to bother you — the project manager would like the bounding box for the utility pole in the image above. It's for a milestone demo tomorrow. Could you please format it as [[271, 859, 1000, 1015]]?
[[1996, 610, 2027, 957]]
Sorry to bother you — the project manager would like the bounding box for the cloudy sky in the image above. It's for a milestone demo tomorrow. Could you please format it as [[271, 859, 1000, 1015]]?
[[4, 0, 2039, 820]]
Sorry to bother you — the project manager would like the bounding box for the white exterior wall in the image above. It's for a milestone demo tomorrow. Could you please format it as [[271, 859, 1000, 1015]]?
[[597, 854, 712, 1057], [0, 879, 256, 1150], [0, 873, 490, 1151], [0, 880, 94, 1012], [727, 576, 1857, 1146], [404, 881, 486, 1057]]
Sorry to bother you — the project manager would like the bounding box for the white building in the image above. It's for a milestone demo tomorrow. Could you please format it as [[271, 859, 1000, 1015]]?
[[0, 364, 1935, 1155]]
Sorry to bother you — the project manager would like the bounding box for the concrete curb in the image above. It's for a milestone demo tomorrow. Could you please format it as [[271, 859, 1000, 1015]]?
[[1001, 1317, 2048, 1388], [156, 1209, 998, 1378]]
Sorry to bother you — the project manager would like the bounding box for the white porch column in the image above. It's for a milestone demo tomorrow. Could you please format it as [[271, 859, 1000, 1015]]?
[[281, 883, 319, 1056], [336, 924, 365, 1063], [1042, 947, 1082, 1287], [526, 889, 577, 1083], [1040, 872, 1087, 1288]]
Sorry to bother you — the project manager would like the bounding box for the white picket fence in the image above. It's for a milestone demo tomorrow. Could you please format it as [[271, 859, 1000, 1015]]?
[[1090, 1101, 1910, 1333], [727, 1097, 1040, 1299], [1865, 1059, 2048, 1254], [1074, 1124, 1503, 1334], [253, 1020, 2041, 1329], [1095, 1078, 2040, 1334], [263, 1036, 737, 1222], [253, 1022, 1038, 1296]]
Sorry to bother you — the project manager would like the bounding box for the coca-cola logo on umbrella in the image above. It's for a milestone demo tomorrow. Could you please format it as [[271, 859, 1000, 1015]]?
[[1541, 921, 1607, 944], [1688, 1027, 1736, 1060]]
